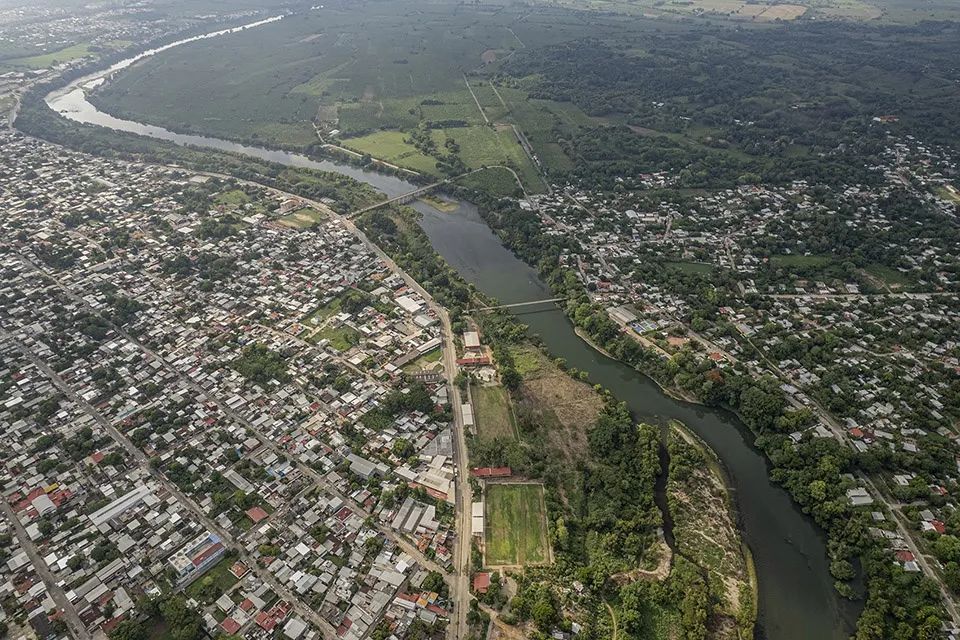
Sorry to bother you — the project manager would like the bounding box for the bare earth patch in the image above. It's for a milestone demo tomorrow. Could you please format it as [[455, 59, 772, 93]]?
[[519, 371, 603, 463]]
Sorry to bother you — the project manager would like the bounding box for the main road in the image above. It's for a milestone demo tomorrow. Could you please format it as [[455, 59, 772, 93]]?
[[0, 498, 91, 640]]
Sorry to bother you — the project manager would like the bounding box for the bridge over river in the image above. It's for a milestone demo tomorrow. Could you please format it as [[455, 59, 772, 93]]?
[[349, 167, 489, 218], [466, 297, 566, 312]]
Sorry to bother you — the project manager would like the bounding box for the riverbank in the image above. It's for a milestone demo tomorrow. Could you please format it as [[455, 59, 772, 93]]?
[[669, 421, 759, 632], [573, 326, 700, 404]]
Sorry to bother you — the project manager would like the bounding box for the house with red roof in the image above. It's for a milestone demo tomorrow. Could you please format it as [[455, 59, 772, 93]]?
[[473, 572, 491, 594], [245, 506, 269, 524], [220, 618, 241, 635]]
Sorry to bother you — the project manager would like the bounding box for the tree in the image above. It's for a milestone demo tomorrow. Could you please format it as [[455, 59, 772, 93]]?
[[159, 597, 203, 640], [38, 519, 54, 537], [531, 591, 557, 631], [109, 619, 146, 640], [501, 367, 522, 390], [738, 382, 785, 431], [944, 562, 960, 594], [392, 438, 412, 458], [422, 571, 447, 596]]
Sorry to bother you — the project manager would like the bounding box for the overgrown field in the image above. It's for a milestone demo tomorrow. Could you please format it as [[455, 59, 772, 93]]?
[[84, 0, 608, 192], [472, 384, 517, 441]]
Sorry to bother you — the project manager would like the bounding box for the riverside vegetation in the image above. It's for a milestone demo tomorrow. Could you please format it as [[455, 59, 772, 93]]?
[[359, 205, 754, 639]]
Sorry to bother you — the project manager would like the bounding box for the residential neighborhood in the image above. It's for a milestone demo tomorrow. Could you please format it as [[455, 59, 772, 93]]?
[[523, 128, 960, 601], [0, 124, 458, 640]]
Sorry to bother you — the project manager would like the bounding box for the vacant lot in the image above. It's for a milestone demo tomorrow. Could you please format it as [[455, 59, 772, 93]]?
[[666, 260, 714, 275], [184, 557, 239, 604], [937, 185, 960, 203], [316, 324, 360, 351], [515, 347, 604, 465], [301, 297, 343, 328], [403, 348, 443, 373], [278, 208, 327, 229], [862, 263, 912, 289], [484, 483, 550, 567], [472, 384, 517, 441], [770, 254, 833, 269], [214, 189, 251, 206]]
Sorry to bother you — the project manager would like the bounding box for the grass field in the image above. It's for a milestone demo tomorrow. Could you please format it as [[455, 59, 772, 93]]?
[[863, 263, 912, 288], [510, 346, 548, 377], [936, 185, 960, 203], [316, 324, 360, 351], [278, 208, 327, 229], [342, 124, 543, 192], [301, 293, 352, 328], [214, 189, 251, 206], [184, 557, 239, 603], [484, 483, 550, 567], [403, 348, 443, 373], [770, 254, 834, 269], [665, 260, 714, 275], [1, 42, 93, 69], [340, 131, 440, 175], [472, 384, 517, 441], [455, 166, 522, 197], [433, 125, 544, 192], [495, 87, 594, 174]]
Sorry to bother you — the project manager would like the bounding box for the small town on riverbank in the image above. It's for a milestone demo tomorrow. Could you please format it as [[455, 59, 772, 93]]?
[[2, 2, 960, 640]]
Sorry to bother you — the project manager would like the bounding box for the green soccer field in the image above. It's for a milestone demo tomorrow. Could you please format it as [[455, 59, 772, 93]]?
[[484, 483, 550, 567]]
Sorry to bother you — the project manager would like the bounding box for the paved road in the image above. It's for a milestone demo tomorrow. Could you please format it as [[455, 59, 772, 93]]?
[[862, 475, 960, 624], [0, 499, 92, 640], [189, 163, 479, 637], [334, 198, 474, 639]]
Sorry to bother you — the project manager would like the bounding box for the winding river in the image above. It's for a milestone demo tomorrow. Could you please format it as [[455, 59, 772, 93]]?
[[40, 18, 860, 639]]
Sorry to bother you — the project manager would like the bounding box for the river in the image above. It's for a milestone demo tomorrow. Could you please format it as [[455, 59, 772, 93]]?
[[40, 19, 860, 640]]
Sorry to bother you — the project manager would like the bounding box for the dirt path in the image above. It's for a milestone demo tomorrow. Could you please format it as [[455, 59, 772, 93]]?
[[490, 82, 509, 112], [463, 73, 489, 124], [479, 603, 527, 640], [605, 602, 619, 640]]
